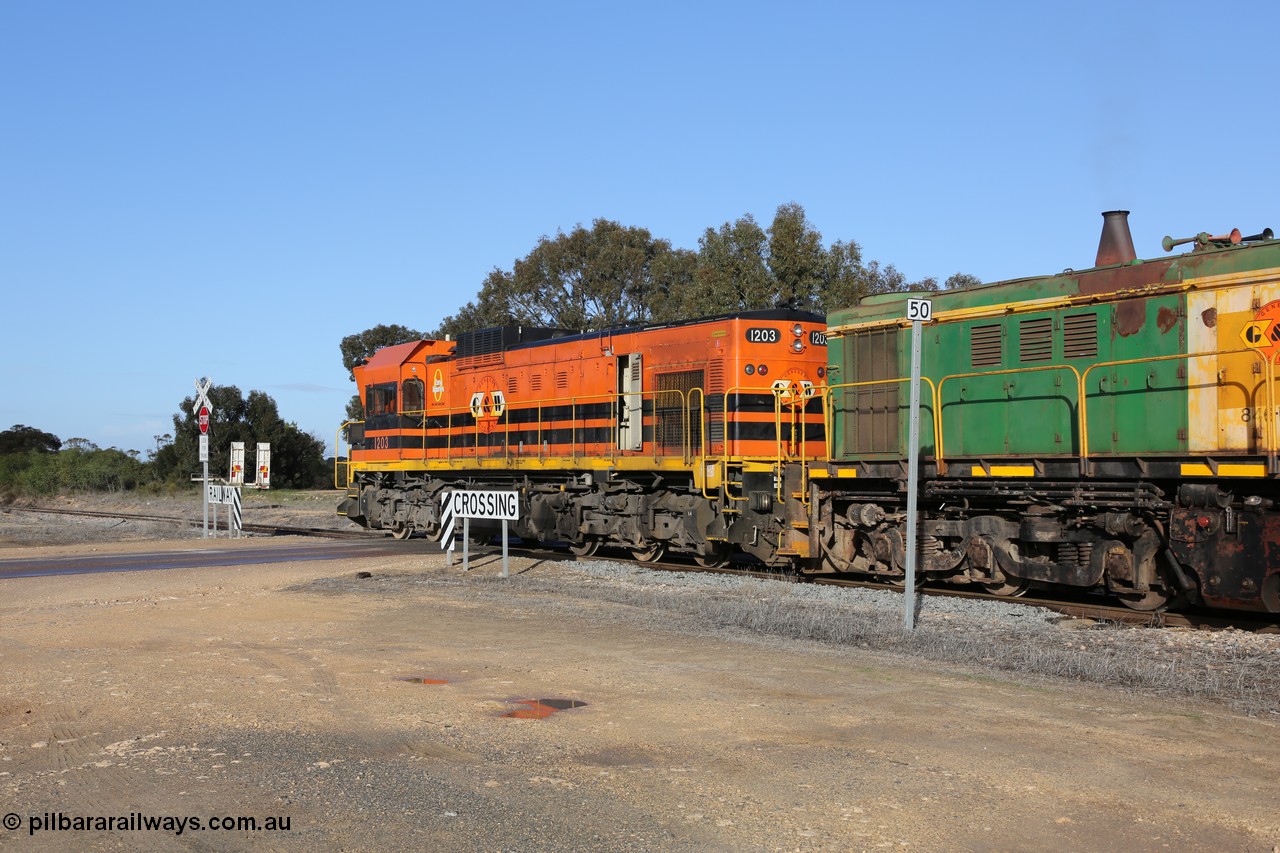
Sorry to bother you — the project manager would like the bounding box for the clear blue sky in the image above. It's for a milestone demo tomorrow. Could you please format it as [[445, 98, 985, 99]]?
[[3, 1, 1275, 457]]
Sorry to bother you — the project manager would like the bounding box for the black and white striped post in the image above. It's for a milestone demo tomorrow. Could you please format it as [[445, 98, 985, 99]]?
[[230, 486, 242, 537], [439, 493, 456, 566]]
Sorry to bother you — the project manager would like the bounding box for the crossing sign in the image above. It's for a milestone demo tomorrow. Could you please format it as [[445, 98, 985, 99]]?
[[192, 377, 213, 416]]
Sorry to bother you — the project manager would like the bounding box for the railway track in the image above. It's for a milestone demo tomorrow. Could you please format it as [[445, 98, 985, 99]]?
[[608, 554, 1280, 632], [7, 504, 1277, 632]]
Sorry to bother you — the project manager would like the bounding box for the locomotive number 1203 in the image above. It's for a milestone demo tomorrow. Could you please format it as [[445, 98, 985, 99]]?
[[745, 328, 781, 343]]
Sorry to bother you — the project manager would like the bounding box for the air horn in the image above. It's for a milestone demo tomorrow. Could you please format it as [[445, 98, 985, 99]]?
[[1161, 228, 1242, 252]]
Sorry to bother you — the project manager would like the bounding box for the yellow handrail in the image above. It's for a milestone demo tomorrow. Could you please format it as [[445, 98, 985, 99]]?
[[1077, 347, 1265, 474], [333, 420, 361, 488], [822, 376, 939, 468], [1270, 352, 1280, 474], [935, 364, 1081, 475]]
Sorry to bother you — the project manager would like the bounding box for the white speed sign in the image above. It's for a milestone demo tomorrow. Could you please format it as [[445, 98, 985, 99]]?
[[906, 298, 933, 322]]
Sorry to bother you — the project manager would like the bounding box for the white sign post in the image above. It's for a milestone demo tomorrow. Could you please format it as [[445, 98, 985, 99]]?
[[193, 378, 213, 539], [903, 299, 931, 631], [229, 442, 245, 486], [445, 490, 519, 577], [255, 443, 271, 489]]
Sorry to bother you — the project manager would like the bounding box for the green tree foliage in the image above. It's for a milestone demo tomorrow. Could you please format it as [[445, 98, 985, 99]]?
[[766, 203, 827, 309], [944, 272, 983, 290], [340, 324, 424, 379], [151, 387, 327, 488], [437, 219, 680, 337], [0, 428, 148, 497], [692, 214, 773, 312], [346, 204, 982, 373], [0, 424, 62, 455]]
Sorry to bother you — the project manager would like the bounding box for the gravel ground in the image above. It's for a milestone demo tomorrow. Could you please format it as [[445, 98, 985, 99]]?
[[299, 555, 1280, 718], [5, 491, 1280, 719], [1, 495, 1278, 851]]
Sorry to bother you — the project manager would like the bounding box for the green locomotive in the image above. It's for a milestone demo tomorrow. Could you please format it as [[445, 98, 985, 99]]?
[[813, 211, 1280, 613]]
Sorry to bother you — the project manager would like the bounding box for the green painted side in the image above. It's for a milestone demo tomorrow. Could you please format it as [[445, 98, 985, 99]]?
[[1084, 294, 1188, 455], [826, 237, 1280, 463], [928, 309, 1083, 459]]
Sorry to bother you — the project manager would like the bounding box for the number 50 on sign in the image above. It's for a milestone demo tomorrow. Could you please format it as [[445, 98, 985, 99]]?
[[906, 298, 932, 322]]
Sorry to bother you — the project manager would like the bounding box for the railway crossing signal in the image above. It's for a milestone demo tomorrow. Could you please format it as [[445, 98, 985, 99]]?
[[192, 377, 213, 416], [194, 377, 213, 538]]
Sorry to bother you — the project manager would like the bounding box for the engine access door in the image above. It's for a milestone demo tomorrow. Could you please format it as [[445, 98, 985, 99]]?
[[618, 353, 643, 451]]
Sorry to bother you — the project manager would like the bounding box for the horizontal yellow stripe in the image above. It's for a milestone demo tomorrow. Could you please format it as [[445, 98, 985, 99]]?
[[836, 469, 858, 478], [970, 465, 1036, 477], [1180, 463, 1267, 477]]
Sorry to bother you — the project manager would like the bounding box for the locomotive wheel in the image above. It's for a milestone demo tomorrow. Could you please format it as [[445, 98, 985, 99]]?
[[569, 537, 602, 557], [983, 576, 1031, 597], [630, 542, 666, 563], [694, 542, 730, 569], [390, 523, 414, 540], [1117, 587, 1171, 611]]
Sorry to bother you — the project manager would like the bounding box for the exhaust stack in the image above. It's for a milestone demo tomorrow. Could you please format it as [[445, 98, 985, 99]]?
[[1096, 210, 1137, 267]]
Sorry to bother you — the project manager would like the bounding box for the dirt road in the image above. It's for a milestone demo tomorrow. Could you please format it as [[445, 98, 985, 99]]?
[[0, 537, 1277, 851]]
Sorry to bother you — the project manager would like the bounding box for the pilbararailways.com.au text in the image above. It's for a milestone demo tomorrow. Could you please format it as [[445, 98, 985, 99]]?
[[4, 811, 291, 836]]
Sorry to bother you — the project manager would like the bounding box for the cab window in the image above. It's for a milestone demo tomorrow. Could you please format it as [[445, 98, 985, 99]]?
[[366, 383, 397, 416], [401, 378, 425, 413]]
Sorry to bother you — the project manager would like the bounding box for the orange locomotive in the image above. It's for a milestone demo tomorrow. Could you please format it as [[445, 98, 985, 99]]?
[[336, 310, 828, 567]]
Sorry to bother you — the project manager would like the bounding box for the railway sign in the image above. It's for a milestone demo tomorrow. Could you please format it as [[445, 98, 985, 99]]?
[[903, 298, 932, 631], [194, 377, 213, 538], [450, 490, 519, 520], [906, 298, 933, 323], [229, 442, 245, 486], [446, 490, 519, 577], [255, 443, 271, 489], [192, 377, 213, 416]]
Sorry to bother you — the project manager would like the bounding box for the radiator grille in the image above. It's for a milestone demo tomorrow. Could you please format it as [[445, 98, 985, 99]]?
[[1019, 317, 1053, 362], [970, 324, 1003, 368], [1063, 313, 1099, 359]]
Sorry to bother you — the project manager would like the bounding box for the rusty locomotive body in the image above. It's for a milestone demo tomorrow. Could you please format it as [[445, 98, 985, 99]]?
[[814, 212, 1280, 613]]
